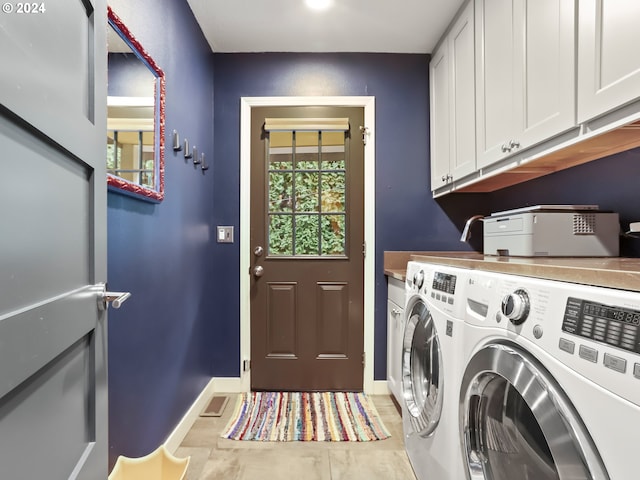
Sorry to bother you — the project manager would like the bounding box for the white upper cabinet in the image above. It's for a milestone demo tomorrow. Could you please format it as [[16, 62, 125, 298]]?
[[578, 0, 640, 123], [430, 1, 475, 191], [430, 42, 451, 190], [475, 0, 576, 169]]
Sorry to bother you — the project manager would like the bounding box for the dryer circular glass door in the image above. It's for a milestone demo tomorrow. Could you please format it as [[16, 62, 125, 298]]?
[[459, 342, 609, 480], [401, 295, 443, 437]]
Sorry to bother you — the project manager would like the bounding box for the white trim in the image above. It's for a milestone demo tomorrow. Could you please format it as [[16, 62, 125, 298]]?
[[107, 96, 154, 107], [371, 380, 391, 396], [211, 376, 245, 393], [163, 378, 216, 453], [240, 96, 376, 393]]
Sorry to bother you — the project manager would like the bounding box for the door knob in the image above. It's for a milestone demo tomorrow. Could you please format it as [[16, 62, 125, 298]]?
[[253, 265, 264, 277], [254, 245, 264, 256]]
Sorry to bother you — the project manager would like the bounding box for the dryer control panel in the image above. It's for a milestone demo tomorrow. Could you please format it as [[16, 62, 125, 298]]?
[[562, 298, 640, 355]]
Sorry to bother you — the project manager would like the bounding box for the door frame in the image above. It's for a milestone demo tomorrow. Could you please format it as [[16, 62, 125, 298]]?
[[239, 96, 376, 393]]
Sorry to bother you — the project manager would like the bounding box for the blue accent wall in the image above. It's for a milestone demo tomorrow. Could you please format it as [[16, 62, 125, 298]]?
[[487, 148, 640, 257], [106, 0, 215, 468], [211, 53, 485, 381]]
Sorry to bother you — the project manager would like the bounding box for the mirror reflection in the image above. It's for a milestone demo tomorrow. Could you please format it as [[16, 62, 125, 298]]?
[[107, 7, 165, 202]]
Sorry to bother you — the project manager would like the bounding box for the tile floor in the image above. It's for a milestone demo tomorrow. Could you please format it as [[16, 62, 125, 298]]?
[[176, 394, 416, 480]]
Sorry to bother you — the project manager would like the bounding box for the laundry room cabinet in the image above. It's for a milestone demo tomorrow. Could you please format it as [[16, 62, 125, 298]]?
[[386, 277, 405, 404], [430, 0, 475, 191], [577, 0, 640, 123], [475, 0, 576, 169]]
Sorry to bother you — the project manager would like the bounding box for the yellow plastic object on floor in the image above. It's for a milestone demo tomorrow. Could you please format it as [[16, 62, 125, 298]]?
[[109, 445, 190, 480]]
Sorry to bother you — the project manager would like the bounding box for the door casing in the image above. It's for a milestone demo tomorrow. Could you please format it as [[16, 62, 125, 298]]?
[[239, 96, 376, 393]]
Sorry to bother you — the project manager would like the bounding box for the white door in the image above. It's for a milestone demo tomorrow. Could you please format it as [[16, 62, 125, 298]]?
[[516, 0, 575, 148], [449, 1, 476, 182], [475, 0, 516, 168], [578, 0, 640, 123], [0, 1, 109, 478], [430, 42, 451, 190], [476, 0, 575, 169]]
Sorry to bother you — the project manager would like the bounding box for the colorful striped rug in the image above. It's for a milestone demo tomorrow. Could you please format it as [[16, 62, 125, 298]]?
[[221, 392, 391, 441]]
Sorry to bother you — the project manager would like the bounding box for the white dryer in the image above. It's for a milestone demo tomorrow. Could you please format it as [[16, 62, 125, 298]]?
[[402, 261, 467, 480], [459, 269, 640, 480]]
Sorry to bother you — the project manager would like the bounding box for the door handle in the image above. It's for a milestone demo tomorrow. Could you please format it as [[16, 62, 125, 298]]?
[[97, 283, 132, 310], [253, 265, 264, 277]]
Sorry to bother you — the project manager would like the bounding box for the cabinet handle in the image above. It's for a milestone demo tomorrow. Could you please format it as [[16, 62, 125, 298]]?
[[509, 140, 520, 150], [501, 143, 511, 153], [391, 308, 402, 316], [441, 174, 453, 183]]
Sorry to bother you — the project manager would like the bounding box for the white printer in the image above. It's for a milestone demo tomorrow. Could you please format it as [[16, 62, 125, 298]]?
[[481, 205, 620, 257]]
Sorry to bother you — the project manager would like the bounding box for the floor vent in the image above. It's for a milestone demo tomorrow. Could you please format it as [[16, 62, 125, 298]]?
[[200, 395, 229, 417]]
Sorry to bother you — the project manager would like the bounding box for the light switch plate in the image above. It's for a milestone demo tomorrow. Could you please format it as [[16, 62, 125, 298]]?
[[217, 226, 234, 243]]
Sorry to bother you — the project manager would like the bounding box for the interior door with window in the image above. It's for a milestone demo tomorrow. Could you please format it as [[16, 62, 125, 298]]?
[[0, 1, 109, 477], [250, 106, 365, 391]]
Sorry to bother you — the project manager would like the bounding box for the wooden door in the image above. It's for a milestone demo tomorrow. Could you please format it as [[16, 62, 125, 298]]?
[[0, 0, 108, 478], [250, 106, 365, 392]]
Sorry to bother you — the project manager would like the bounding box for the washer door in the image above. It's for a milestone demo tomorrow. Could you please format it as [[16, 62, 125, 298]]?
[[460, 342, 609, 480], [402, 296, 443, 437]]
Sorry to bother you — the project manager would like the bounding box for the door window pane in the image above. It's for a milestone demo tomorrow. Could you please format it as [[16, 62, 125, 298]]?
[[321, 215, 345, 255], [269, 172, 293, 212], [295, 172, 319, 212], [269, 215, 293, 255], [267, 128, 347, 257], [295, 215, 319, 255]]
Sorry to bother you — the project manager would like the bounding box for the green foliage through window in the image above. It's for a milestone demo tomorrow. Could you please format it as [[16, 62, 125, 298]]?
[[267, 130, 347, 256]]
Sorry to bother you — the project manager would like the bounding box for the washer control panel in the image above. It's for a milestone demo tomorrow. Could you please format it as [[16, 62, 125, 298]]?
[[562, 297, 640, 355], [432, 271, 457, 295]]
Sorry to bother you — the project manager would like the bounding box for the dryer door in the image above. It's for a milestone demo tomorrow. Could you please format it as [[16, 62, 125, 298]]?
[[401, 295, 443, 437], [459, 342, 609, 480]]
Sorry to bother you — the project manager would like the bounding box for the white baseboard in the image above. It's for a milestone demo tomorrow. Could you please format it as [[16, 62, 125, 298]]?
[[212, 376, 247, 393], [164, 378, 216, 453], [371, 380, 391, 395]]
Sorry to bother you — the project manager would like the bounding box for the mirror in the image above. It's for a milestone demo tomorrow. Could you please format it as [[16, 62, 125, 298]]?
[[107, 6, 165, 202]]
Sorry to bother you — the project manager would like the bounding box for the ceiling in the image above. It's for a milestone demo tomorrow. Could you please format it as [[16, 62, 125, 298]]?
[[185, 0, 465, 54]]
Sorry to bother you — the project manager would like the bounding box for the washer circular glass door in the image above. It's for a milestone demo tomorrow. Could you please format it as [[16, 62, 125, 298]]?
[[460, 342, 609, 480], [402, 295, 443, 437]]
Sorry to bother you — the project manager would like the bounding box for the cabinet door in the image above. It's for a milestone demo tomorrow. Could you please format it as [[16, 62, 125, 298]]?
[[450, 1, 476, 181], [578, 0, 640, 123], [386, 299, 403, 403], [475, 0, 516, 168], [430, 42, 451, 191], [516, 0, 575, 147]]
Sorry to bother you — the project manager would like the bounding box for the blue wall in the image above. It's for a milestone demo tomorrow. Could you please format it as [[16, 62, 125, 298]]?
[[487, 148, 640, 257], [106, 0, 215, 468], [211, 53, 484, 381]]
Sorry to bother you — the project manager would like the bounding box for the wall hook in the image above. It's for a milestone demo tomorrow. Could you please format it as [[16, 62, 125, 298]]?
[[192, 146, 200, 165], [172, 130, 182, 151], [201, 152, 209, 172], [183, 139, 192, 159]]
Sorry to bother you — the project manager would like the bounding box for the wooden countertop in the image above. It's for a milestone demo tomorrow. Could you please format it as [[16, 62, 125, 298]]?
[[384, 251, 640, 292]]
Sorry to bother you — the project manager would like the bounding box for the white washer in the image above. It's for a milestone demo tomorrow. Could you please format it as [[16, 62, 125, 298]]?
[[402, 261, 467, 480], [459, 269, 640, 480]]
